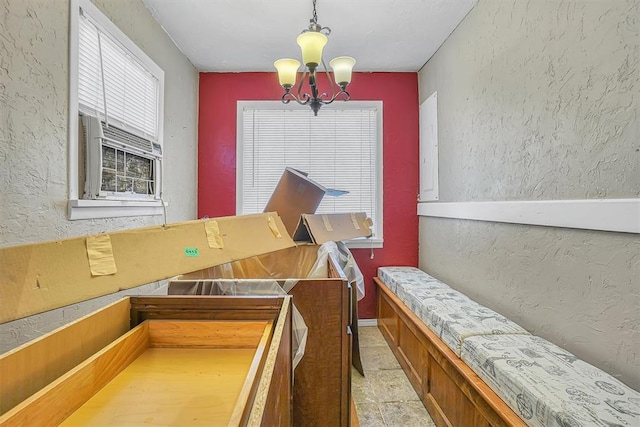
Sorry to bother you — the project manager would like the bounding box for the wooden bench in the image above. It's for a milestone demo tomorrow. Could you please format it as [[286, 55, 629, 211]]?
[[376, 277, 526, 426], [376, 267, 640, 427]]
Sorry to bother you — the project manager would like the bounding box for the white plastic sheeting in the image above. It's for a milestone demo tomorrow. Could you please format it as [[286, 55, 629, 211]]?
[[310, 242, 365, 301]]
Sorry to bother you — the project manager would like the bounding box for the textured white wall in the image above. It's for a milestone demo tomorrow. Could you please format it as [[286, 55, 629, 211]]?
[[418, 0, 640, 389], [0, 0, 198, 247], [0, 0, 197, 350]]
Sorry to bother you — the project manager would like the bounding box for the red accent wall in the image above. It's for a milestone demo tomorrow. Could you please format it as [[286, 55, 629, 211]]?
[[198, 72, 419, 318]]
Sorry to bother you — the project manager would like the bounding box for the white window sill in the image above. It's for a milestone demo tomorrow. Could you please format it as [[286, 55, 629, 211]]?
[[345, 238, 383, 249], [68, 199, 167, 220]]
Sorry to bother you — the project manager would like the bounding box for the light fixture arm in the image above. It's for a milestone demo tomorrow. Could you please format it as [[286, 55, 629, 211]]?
[[281, 66, 351, 116], [274, 0, 355, 116]]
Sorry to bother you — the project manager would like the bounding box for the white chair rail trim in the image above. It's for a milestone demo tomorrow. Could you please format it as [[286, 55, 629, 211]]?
[[417, 198, 640, 234]]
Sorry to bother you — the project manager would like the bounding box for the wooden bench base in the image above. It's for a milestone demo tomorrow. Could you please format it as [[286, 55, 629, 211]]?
[[375, 278, 526, 427]]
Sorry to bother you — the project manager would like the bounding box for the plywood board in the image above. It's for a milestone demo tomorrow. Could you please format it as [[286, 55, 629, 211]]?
[[0, 322, 149, 426], [0, 213, 294, 324], [0, 299, 131, 415], [147, 320, 268, 349], [59, 347, 257, 426]]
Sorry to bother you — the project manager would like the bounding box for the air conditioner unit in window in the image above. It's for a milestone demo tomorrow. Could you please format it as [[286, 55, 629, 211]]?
[[81, 115, 162, 201]]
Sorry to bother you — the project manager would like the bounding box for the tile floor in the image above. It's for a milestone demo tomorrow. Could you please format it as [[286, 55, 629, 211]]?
[[353, 326, 436, 426]]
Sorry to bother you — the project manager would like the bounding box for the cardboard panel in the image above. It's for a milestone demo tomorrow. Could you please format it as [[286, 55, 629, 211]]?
[[0, 213, 295, 324], [263, 168, 326, 236], [295, 213, 373, 244], [263, 168, 372, 244]]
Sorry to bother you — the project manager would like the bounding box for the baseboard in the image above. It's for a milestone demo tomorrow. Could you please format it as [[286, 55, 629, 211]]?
[[358, 319, 378, 327]]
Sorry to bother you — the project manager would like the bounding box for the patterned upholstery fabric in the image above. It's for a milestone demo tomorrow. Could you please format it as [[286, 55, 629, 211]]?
[[461, 334, 640, 427], [395, 280, 451, 310], [377, 267, 528, 356], [378, 266, 445, 295], [414, 293, 529, 356]]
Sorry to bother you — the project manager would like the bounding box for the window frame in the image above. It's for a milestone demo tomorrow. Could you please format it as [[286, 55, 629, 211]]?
[[236, 100, 384, 248], [68, 0, 165, 220]]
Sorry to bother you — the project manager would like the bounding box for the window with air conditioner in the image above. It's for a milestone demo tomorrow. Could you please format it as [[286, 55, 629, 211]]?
[[68, 0, 165, 219], [81, 115, 162, 200]]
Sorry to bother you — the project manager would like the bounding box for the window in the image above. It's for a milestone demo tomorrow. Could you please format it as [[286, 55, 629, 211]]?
[[68, 0, 165, 220], [237, 101, 383, 247]]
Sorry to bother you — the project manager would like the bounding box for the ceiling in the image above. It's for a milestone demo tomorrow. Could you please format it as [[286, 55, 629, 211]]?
[[142, 0, 477, 73]]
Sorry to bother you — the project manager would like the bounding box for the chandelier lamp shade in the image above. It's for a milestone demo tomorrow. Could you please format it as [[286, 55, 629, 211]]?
[[274, 0, 356, 116]]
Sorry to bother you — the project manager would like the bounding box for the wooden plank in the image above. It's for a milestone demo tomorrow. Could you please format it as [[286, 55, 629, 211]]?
[[0, 298, 130, 415], [350, 398, 360, 427], [429, 357, 490, 427], [424, 393, 454, 427], [397, 318, 427, 394], [289, 278, 348, 426], [129, 295, 284, 326], [0, 322, 149, 427], [260, 308, 293, 426], [130, 295, 285, 312], [61, 346, 257, 426], [0, 213, 295, 324], [377, 285, 399, 344], [340, 261, 352, 427], [229, 321, 274, 426], [147, 320, 269, 349], [248, 296, 292, 426]]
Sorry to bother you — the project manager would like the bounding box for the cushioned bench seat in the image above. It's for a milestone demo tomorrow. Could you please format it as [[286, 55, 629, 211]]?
[[378, 266, 448, 295], [378, 267, 529, 356], [415, 292, 529, 356], [461, 334, 640, 427], [376, 266, 640, 427]]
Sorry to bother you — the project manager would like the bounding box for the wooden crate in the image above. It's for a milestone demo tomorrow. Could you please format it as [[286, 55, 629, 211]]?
[[171, 245, 353, 427], [0, 295, 293, 427]]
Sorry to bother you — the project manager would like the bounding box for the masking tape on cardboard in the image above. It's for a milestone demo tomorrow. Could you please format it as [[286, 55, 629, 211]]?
[[204, 221, 224, 249], [268, 215, 282, 238], [350, 213, 361, 230], [364, 217, 373, 228], [86, 234, 117, 276], [322, 215, 334, 232]]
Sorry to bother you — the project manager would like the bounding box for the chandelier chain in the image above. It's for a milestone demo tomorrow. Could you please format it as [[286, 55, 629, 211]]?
[[312, 0, 318, 24]]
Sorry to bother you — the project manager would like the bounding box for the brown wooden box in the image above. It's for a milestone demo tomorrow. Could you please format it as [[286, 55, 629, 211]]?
[[375, 278, 527, 427], [0, 295, 293, 427], [170, 245, 353, 427]]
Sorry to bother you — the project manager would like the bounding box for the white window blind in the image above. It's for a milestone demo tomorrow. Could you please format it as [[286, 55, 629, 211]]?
[[68, 0, 166, 219], [240, 107, 379, 236], [78, 11, 159, 141]]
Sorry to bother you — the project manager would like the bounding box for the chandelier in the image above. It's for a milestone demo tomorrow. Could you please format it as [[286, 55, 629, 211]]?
[[274, 0, 356, 116]]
